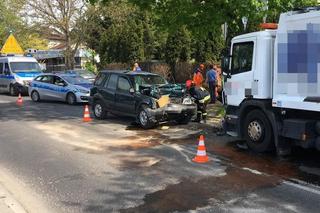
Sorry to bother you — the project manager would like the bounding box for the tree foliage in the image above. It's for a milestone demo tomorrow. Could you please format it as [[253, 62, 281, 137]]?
[[83, 1, 161, 66], [24, 0, 86, 69], [0, 0, 48, 50]]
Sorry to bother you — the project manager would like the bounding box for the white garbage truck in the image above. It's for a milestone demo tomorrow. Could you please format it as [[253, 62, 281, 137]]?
[[222, 7, 320, 155]]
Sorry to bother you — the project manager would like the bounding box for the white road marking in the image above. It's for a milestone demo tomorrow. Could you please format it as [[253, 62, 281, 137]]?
[[283, 180, 320, 196]]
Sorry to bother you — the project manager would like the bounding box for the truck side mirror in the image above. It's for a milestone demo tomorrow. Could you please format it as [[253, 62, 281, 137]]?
[[129, 88, 135, 94], [221, 56, 231, 79]]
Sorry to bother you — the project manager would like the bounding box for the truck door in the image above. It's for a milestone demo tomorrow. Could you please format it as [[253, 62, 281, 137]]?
[[115, 76, 136, 116], [225, 39, 256, 106]]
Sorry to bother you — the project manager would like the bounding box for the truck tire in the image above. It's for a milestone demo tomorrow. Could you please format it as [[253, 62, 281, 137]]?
[[244, 109, 274, 152], [93, 100, 107, 119], [138, 105, 156, 129]]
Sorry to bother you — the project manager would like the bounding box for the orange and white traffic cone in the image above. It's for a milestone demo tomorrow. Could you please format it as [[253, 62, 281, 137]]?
[[192, 135, 209, 163], [83, 105, 92, 122], [16, 93, 23, 106]]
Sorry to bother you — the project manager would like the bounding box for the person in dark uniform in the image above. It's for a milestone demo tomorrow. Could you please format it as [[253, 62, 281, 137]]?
[[186, 80, 211, 123]]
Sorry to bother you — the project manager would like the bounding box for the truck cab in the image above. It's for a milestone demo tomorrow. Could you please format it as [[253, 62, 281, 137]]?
[[223, 8, 320, 154], [0, 56, 42, 95]]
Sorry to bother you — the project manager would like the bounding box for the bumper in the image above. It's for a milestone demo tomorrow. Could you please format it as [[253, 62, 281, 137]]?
[[149, 103, 197, 122], [76, 93, 90, 103]]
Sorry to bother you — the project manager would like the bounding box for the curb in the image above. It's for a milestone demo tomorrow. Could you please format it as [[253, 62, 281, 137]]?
[[0, 183, 27, 213]]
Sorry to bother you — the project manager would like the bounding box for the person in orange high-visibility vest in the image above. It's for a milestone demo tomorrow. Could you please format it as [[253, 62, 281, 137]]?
[[193, 64, 205, 87]]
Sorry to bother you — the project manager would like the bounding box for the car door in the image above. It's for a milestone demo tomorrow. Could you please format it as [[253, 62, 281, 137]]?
[[100, 74, 117, 112], [52, 76, 68, 101], [38, 75, 54, 100], [115, 76, 136, 116]]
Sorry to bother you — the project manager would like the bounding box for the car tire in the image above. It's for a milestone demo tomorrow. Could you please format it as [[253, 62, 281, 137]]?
[[138, 105, 156, 129], [176, 115, 192, 125], [66, 93, 76, 105], [244, 109, 274, 153], [9, 85, 17, 96], [31, 90, 40, 102], [93, 100, 107, 119]]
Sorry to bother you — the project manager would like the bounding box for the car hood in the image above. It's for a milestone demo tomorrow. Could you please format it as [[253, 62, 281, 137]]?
[[158, 83, 186, 97], [74, 83, 93, 90], [140, 83, 186, 99]]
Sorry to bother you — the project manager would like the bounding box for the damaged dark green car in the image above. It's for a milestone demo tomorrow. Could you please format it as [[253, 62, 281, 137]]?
[[90, 70, 197, 128]]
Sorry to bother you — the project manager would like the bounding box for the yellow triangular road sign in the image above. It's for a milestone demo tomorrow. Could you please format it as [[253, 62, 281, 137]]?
[[1, 34, 24, 55]]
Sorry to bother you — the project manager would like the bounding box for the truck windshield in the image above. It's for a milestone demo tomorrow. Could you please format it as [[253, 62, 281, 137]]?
[[63, 76, 91, 84], [134, 75, 168, 87], [10, 62, 42, 73]]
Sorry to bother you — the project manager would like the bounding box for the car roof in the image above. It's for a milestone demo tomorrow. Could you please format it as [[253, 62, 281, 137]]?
[[100, 70, 158, 76], [38, 73, 79, 78]]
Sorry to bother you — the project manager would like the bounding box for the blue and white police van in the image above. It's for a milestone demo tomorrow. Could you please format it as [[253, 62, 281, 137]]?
[[0, 56, 42, 96], [29, 73, 92, 105]]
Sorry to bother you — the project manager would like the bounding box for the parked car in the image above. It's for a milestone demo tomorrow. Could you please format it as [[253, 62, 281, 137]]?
[[90, 70, 197, 129], [29, 73, 92, 104], [65, 69, 96, 83]]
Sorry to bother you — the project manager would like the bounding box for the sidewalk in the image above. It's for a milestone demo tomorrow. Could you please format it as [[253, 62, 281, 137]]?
[[206, 101, 224, 130], [0, 183, 26, 213]]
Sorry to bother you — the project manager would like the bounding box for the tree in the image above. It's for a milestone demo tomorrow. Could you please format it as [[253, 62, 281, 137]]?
[[24, 0, 86, 69], [0, 0, 48, 50], [83, 0, 160, 66]]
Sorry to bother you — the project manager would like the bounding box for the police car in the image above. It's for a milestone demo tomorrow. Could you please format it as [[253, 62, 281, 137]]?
[[29, 73, 92, 104], [0, 56, 42, 95]]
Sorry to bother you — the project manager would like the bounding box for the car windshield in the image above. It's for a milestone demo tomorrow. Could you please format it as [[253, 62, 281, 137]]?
[[10, 62, 42, 73], [63, 76, 91, 84], [134, 75, 167, 87]]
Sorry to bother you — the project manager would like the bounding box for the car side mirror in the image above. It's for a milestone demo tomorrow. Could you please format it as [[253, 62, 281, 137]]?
[[129, 88, 135, 94]]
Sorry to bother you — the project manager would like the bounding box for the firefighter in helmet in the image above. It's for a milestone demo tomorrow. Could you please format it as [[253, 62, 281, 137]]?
[[186, 80, 211, 123]]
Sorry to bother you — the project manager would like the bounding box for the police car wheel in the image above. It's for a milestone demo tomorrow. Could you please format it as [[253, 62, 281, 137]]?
[[9, 85, 17, 96], [93, 101, 107, 119], [66, 93, 76, 105], [31, 91, 40, 102]]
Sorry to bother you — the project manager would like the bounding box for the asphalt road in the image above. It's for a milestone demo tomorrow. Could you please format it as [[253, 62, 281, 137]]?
[[1, 94, 320, 213]]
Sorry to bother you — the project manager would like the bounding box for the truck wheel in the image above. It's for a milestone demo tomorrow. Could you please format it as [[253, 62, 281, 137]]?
[[244, 109, 274, 152], [176, 115, 192, 125], [31, 91, 40, 102], [93, 100, 107, 119], [138, 105, 155, 129], [9, 85, 17, 96]]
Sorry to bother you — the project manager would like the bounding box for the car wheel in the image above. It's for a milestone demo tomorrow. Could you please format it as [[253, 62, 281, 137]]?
[[244, 109, 274, 153], [138, 105, 155, 129], [176, 115, 192, 125], [31, 91, 40, 102], [66, 93, 76, 105], [93, 101, 107, 119], [9, 85, 17, 96]]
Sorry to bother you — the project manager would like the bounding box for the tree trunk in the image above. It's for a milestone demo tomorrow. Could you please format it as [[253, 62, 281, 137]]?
[[65, 33, 74, 70]]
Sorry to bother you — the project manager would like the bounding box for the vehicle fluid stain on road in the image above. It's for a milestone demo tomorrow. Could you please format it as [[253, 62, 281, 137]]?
[[120, 167, 280, 213]]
